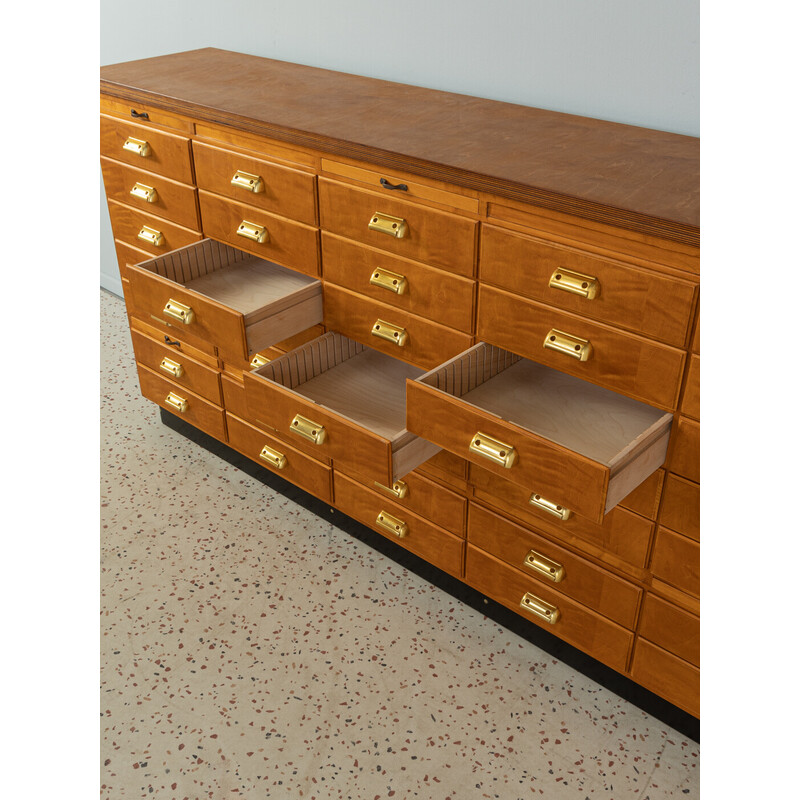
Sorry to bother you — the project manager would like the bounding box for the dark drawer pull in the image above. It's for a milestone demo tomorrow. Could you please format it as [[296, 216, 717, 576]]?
[[380, 177, 408, 191], [130, 109, 150, 120]]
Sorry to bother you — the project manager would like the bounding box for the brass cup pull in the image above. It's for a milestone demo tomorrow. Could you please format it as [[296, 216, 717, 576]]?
[[369, 267, 408, 295], [469, 432, 517, 469], [164, 392, 188, 414], [368, 211, 408, 239], [162, 299, 194, 325], [374, 480, 409, 500], [290, 413, 327, 445], [523, 550, 566, 583], [122, 136, 150, 157], [130, 182, 158, 203], [231, 170, 265, 193], [376, 510, 409, 539], [549, 268, 599, 300], [543, 329, 593, 362], [250, 353, 271, 369], [529, 493, 572, 521], [520, 592, 560, 625], [236, 220, 269, 244], [259, 444, 287, 470], [159, 357, 184, 379], [371, 319, 408, 346], [137, 225, 164, 247]]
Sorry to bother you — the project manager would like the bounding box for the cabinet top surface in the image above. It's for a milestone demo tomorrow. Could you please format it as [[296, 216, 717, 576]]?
[[100, 48, 699, 242]]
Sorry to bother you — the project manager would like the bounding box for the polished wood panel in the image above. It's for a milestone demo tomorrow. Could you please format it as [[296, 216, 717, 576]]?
[[220, 373, 249, 420], [666, 416, 700, 483], [100, 95, 193, 132], [129, 313, 218, 365], [114, 239, 152, 280], [619, 469, 664, 520], [107, 200, 202, 257], [638, 593, 699, 667], [631, 639, 699, 717], [416, 449, 469, 486], [659, 473, 700, 542], [650, 527, 700, 598], [681, 355, 700, 420]]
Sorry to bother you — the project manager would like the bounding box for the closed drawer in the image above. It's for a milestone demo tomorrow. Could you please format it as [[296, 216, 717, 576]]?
[[136, 362, 226, 441], [406, 342, 672, 524], [321, 233, 475, 333], [323, 284, 474, 370], [100, 96, 193, 133], [480, 224, 697, 348], [100, 114, 193, 183], [638, 593, 699, 667], [631, 639, 699, 717], [126, 238, 323, 363], [198, 191, 320, 277], [243, 332, 439, 486], [319, 178, 477, 277], [416, 449, 469, 486], [101, 156, 200, 230], [107, 200, 202, 257], [681, 354, 700, 420], [194, 141, 317, 225], [129, 314, 219, 363], [466, 546, 633, 673], [666, 416, 700, 483], [477, 284, 686, 410], [333, 472, 464, 578], [114, 239, 152, 280], [650, 527, 700, 597], [226, 413, 332, 503], [659, 473, 700, 542], [468, 504, 641, 628]]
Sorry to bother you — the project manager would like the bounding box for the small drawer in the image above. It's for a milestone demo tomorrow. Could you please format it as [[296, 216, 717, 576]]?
[[333, 472, 464, 578], [129, 314, 218, 364], [100, 96, 193, 133], [126, 238, 323, 364], [638, 593, 699, 667], [321, 232, 475, 333], [681, 354, 700, 421], [220, 373, 249, 420], [226, 413, 332, 503], [466, 546, 633, 674], [407, 342, 672, 524], [319, 178, 477, 277], [323, 284, 474, 370], [107, 200, 202, 257], [136, 362, 226, 442], [198, 191, 320, 277], [650, 527, 700, 598], [630, 639, 699, 717], [416, 449, 469, 487], [666, 416, 700, 483], [659, 473, 700, 542], [468, 504, 641, 629], [480, 224, 697, 348], [101, 156, 200, 230], [193, 141, 317, 226], [477, 284, 686, 410], [100, 114, 193, 183], [114, 239, 152, 280], [243, 332, 440, 487], [130, 328, 222, 405]]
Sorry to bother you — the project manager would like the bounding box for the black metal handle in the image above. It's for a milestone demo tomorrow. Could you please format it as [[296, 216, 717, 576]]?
[[380, 177, 408, 191], [130, 109, 150, 120], [163, 336, 181, 348]]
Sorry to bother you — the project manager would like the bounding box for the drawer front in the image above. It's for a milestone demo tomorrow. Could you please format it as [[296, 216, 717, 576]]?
[[468, 504, 641, 628], [100, 96, 193, 133], [193, 141, 317, 225], [221, 373, 249, 420], [659, 473, 699, 541], [129, 314, 218, 363], [100, 114, 193, 183], [114, 239, 152, 280], [480, 224, 697, 347], [466, 546, 633, 673], [321, 233, 475, 333], [107, 200, 202, 257], [198, 191, 320, 277], [334, 473, 465, 578], [650, 527, 700, 597], [666, 416, 700, 483], [638, 593, 699, 667], [227, 413, 332, 502], [477, 284, 686, 410], [136, 363, 226, 441], [323, 284, 474, 370], [319, 178, 477, 277], [416, 449, 469, 485], [681, 354, 700, 420], [631, 639, 699, 717], [100, 157, 200, 230], [130, 328, 222, 404]]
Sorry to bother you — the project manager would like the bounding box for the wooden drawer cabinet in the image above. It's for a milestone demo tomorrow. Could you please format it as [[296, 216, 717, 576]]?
[[107, 200, 202, 257]]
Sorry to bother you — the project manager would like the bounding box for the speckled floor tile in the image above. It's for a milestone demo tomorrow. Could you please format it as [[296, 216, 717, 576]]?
[[100, 289, 699, 798]]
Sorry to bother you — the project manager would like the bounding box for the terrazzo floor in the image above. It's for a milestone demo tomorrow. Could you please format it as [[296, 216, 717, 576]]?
[[100, 289, 699, 799]]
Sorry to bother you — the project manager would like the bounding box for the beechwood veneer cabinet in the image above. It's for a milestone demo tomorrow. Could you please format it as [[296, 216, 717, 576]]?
[[101, 49, 700, 719]]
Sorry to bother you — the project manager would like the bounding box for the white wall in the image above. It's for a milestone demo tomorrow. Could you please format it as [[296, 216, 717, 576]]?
[[100, 0, 699, 294]]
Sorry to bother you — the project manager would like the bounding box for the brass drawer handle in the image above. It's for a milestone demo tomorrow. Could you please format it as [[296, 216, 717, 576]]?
[[250, 353, 271, 369], [549, 268, 599, 300], [376, 510, 409, 538], [529, 493, 572, 521], [520, 592, 560, 625], [368, 211, 408, 239], [162, 299, 194, 325], [122, 136, 150, 157], [259, 443, 287, 470], [130, 182, 158, 203], [159, 357, 184, 379], [236, 220, 269, 244], [469, 432, 517, 469], [164, 392, 188, 414], [374, 480, 409, 500], [371, 319, 408, 346], [290, 413, 327, 445], [523, 550, 566, 583], [543, 329, 593, 362], [231, 170, 265, 193], [137, 225, 164, 247], [369, 267, 408, 295]]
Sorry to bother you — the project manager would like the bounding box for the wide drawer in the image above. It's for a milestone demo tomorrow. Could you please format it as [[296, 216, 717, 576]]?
[[107, 200, 202, 257], [477, 284, 686, 410], [333, 472, 464, 578], [406, 342, 672, 524], [226, 413, 332, 503], [126, 238, 323, 363], [630, 639, 699, 717], [243, 332, 440, 486], [659, 473, 700, 541], [465, 546, 633, 673], [650, 527, 700, 598], [480, 224, 697, 348], [193, 141, 317, 225], [467, 504, 641, 628], [638, 593, 699, 667], [319, 178, 477, 277]]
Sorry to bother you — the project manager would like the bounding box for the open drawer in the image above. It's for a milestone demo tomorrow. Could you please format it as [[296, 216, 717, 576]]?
[[242, 332, 440, 486], [127, 238, 322, 363], [406, 343, 672, 523]]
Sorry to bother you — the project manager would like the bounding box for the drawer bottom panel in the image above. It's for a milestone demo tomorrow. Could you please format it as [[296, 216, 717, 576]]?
[[630, 638, 700, 717]]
